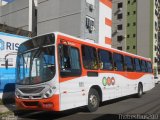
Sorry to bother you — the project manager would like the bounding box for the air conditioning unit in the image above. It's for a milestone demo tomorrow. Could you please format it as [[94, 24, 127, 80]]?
[[118, 8, 122, 11], [89, 4, 94, 12], [90, 26, 95, 31], [88, 26, 95, 33]]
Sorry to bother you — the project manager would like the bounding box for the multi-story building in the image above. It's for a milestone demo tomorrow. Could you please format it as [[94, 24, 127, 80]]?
[[0, 0, 37, 36], [0, 0, 112, 47], [112, 0, 159, 76], [158, 0, 160, 74]]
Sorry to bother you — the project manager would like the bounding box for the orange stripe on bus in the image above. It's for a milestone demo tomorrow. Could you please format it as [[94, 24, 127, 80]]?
[[59, 71, 153, 83], [105, 37, 112, 45], [105, 18, 112, 26], [100, 0, 112, 8]]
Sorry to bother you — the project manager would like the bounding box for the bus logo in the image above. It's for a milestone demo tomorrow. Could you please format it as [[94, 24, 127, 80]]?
[[0, 39, 5, 51], [102, 77, 115, 86]]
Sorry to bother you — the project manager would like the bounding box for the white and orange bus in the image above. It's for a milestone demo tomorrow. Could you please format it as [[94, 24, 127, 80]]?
[[15, 32, 154, 112]]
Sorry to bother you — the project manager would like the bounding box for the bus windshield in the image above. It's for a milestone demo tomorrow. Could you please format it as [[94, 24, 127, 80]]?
[[16, 34, 55, 85], [16, 46, 55, 85]]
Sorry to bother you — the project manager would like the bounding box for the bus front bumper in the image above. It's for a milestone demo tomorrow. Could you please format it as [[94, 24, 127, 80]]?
[[15, 94, 59, 111]]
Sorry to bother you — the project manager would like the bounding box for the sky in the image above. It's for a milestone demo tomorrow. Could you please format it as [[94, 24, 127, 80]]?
[[3, 0, 14, 2]]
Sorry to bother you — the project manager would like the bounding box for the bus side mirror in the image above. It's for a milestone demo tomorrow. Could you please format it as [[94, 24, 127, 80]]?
[[5, 59, 8, 69]]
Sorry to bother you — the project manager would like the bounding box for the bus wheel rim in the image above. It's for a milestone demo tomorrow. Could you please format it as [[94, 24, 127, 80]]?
[[89, 95, 98, 108]]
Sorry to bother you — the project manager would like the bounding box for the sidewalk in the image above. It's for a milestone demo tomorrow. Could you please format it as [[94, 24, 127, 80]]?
[[0, 104, 15, 114]]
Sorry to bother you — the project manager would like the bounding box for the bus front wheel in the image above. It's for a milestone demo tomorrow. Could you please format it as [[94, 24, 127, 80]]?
[[87, 88, 100, 112]]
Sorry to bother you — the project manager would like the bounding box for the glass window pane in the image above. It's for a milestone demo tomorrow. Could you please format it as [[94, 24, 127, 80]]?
[[134, 58, 141, 72], [82, 45, 98, 70], [124, 56, 134, 71], [113, 53, 124, 71], [98, 49, 113, 70]]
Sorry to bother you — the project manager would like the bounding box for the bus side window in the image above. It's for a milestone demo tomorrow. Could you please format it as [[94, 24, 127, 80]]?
[[145, 61, 148, 72], [81, 45, 98, 70], [113, 53, 124, 71], [141, 60, 147, 72], [59, 44, 81, 77], [134, 58, 141, 72], [147, 62, 152, 73], [59, 45, 71, 69], [124, 56, 134, 72], [98, 49, 113, 70]]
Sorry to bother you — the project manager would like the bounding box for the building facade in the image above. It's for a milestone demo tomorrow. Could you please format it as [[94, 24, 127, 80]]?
[[0, 0, 112, 47], [112, 0, 159, 76]]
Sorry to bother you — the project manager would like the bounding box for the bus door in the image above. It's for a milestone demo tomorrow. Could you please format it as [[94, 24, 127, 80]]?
[[58, 43, 85, 110]]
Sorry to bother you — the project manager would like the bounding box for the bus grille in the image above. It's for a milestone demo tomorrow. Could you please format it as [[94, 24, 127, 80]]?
[[23, 101, 39, 107], [19, 87, 45, 94]]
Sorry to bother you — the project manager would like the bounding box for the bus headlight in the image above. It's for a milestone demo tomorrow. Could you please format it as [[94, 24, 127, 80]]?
[[43, 86, 56, 98], [15, 89, 21, 98]]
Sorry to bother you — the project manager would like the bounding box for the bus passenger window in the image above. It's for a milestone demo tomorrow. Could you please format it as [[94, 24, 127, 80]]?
[[134, 58, 141, 72], [124, 56, 134, 71], [82, 45, 98, 70], [59, 44, 81, 77], [141, 60, 147, 72], [147, 62, 152, 73], [98, 49, 113, 70], [113, 53, 124, 71]]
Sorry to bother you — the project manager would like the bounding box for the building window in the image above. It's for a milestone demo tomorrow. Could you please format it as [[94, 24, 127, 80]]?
[[117, 2, 123, 9], [127, 46, 130, 50], [133, 11, 136, 14], [128, 0, 130, 4], [155, 57, 158, 63], [133, 46, 136, 49], [86, 16, 95, 33], [117, 47, 122, 50], [155, 45, 157, 51], [117, 24, 123, 30], [133, 22, 136, 26], [155, 10, 158, 16], [127, 12, 130, 16], [127, 35, 130, 38], [155, 34, 157, 39], [133, 34, 136, 37], [155, 21, 158, 31], [127, 23, 130, 27], [35, 9, 37, 17], [117, 36, 123, 42], [133, 0, 136, 3], [117, 14, 123, 19]]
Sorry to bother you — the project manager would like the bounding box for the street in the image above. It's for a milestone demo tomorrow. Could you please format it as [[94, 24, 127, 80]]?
[[2, 84, 160, 120]]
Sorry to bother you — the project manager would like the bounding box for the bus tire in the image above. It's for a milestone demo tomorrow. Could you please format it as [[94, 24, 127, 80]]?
[[137, 83, 143, 98], [87, 88, 100, 112]]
